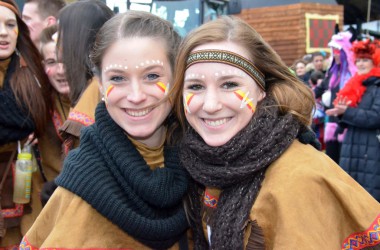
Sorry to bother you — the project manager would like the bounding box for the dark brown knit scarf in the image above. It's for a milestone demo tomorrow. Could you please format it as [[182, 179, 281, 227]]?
[[180, 96, 301, 249]]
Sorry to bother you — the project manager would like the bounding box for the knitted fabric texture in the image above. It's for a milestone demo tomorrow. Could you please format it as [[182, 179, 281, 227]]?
[[0, 54, 35, 145], [181, 96, 302, 250], [56, 102, 189, 249]]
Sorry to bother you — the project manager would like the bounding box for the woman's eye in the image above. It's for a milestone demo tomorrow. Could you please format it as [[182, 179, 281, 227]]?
[[45, 59, 56, 66], [187, 84, 204, 91], [222, 81, 239, 89], [146, 73, 159, 81], [110, 76, 125, 82], [7, 23, 16, 28]]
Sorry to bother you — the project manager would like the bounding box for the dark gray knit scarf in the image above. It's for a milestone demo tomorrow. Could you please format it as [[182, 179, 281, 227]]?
[[0, 54, 35, 145], [180, 96, 301, 250], [56, 102, 189, 249]]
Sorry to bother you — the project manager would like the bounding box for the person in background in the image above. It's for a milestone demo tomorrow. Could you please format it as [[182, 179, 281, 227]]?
[[0, 0, 51, 247], [309, 70, 326, 150], [57, 0, 114, 154], [171, 16, 380, 249], [314, 31, 356, 163], [20, 24, 70, 236], [21, 10, 191, 249], [22, 0, 65, 49], [326, 38, 380, 202], [36, 0, 114, 211], [292, 59, 309, 85], [304, 51, 326, 81]]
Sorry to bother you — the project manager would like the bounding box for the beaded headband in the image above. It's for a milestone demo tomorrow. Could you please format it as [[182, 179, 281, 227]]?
[[186, 49, 265, 90], [0, 1, 19, 15]]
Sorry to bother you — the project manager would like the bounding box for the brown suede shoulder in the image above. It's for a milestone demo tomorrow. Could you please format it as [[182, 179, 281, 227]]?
[[249, 140, 380, 249]]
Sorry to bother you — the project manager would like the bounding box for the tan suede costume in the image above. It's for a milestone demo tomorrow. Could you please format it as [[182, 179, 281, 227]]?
[[21, 187, 192, 250], [20, 93, 70, 236], [21, 135, 192, 249], [202, 141, 380, 249], [60, 78, 101, 153]]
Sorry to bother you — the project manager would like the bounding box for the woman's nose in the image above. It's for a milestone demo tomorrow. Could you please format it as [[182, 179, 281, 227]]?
[[202, 89, 222, 113], [126, 81, 147, 104]]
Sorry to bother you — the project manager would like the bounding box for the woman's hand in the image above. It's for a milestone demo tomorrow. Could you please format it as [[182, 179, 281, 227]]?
[[325, 96, 351, 116]]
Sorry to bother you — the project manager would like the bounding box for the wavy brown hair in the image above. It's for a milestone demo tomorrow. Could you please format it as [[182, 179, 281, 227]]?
[[3, 0, 52, 136], [171, 15, 315, 131]]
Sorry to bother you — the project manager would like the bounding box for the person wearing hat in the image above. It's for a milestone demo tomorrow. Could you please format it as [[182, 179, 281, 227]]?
[[326, 38, 380, 202], [314, 31, 357, 163]]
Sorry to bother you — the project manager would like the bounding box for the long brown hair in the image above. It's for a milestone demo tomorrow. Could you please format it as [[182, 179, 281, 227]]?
[[171, 16, 315, 131], [57, 0, 114, 106], [2, 0, 52, 136]]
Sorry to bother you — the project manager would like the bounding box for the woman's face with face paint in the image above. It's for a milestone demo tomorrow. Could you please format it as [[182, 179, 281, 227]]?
[[42, 41, 69, 95], [183, 41, 266, 147], [100, 37, 172, 147]]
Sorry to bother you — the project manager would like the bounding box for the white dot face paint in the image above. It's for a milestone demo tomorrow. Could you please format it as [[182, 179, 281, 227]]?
[[185, 73, 206, 81], [103, 59, 165, 74]]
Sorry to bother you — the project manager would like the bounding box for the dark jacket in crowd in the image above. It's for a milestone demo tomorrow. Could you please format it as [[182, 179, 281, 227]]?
[[339, 76, 380, 201]]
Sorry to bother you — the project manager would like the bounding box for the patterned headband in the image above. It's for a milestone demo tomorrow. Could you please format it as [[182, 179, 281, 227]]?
[[0, 1, 19, 15], [186, 49, 265, 90]]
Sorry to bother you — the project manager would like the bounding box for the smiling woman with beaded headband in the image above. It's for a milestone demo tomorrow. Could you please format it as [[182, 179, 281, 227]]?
[[171, 16, 380, 249]]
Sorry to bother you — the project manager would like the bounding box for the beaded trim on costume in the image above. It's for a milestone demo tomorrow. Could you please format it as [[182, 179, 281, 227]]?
[[1, 203, 23, 218], [52, 110, 64, 141], [186, 49, 265, 90], [203, 189, 218, 208], [341, 213, 380, 249], [20, 236, 135, 250], [68, 110, 95, 126]]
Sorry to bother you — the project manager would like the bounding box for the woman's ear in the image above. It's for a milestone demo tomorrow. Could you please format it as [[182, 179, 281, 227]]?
[[258, 91, 266, 101]]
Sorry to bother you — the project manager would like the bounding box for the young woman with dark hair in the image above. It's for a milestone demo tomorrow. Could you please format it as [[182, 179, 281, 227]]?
[[21, 11, 191, 249], [56, 0, 114, 155], [0, 0, 51, 247]]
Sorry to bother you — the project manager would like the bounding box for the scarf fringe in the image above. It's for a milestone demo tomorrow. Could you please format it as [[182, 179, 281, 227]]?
[[201, 203, 217, 226], [59, 120, 83, 139], [246, 220, 265, 250]]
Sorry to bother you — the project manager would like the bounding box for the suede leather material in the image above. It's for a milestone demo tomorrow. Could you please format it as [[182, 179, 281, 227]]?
[[250, 140, 380, 249], [202, 140, 380, 249], [59, 78, 101, 150], [21, 92, 70, 236], [22, 187, 192, 249]]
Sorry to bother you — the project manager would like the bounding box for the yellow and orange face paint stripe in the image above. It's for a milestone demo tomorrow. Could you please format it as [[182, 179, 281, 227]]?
[[105, 85, 114, 105], [156, 81, 169, 95], [184, 93, 194, 114], [234, 90, 255, 113]]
